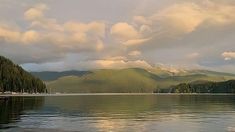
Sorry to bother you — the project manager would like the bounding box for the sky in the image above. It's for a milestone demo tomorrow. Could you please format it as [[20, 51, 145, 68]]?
[[0, 0, 235, 72]]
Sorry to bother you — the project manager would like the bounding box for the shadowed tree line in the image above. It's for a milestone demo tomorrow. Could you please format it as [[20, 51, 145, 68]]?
[[0, 56, 46, 93], [157, 80, 235, 93]]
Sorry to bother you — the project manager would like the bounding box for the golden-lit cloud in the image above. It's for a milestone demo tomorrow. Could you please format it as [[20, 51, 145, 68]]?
[[123, 38, 150, 46], [24, 3, 47, 21], [153, 3, 205, 33], [111, 22, 140, 40], [128, 50, 141, 57], [94, 59, 152, 69], [64, 21, 106, 38], [0, 25, 21, 43], [24, 3, 63, 31], [139, 1, 235, 35], [0, 3, 106, 54], [111, 22, 151, 46], [222, 51, 235, 60], [1, 1, 235, 72], [22, 30, 40, 44]]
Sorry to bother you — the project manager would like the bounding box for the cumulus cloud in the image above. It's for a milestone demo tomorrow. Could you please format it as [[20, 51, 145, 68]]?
[[131, 1, 235, 40], [1, 1, 235, 72], [0, 3, 106, 64], [222, 51, 235, 60], [64, 21, 106, 38], [21, 30, 40, 44], [111, 22, 140, 40], [109, 1, 235, 50], [110, 22, 151, 46], [24, 3, 63, 31], [0, 25, 21, 43], [24, 3, 47, 21]]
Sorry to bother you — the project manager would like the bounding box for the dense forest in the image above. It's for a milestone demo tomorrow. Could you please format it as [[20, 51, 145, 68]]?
[[0, 56, 46, 93], [158, 80, 235, 93]]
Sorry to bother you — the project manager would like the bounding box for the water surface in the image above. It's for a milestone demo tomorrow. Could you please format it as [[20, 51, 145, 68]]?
[[1, 95, 235, 132]]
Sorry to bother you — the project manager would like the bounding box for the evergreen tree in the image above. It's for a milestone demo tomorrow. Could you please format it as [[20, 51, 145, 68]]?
[[0, 56, 46, 93]]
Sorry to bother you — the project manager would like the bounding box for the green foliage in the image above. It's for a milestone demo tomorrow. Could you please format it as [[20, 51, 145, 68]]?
[[0, 56, 46, 93], [162, 80, 235, 93]]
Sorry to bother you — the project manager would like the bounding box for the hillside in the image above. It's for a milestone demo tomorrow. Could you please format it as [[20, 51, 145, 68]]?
[[36, 68, 235, 93], [31, 71, 91, 81], [47, 68, 159, 93], [159, 80, 235, 93], [0, 56, 46, 93]]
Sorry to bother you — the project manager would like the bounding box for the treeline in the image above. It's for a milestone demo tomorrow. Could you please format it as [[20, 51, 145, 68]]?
[[157, 80, 235, 93], [0, 56, 46, 93]]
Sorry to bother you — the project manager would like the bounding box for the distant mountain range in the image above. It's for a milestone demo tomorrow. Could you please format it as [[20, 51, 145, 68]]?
[[31, 68, 235, 93]]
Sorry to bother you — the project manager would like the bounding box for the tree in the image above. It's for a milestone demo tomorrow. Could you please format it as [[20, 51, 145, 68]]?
[[0, 56, 46, 93]]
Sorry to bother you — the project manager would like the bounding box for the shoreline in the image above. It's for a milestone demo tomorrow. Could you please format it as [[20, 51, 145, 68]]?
[[1, 93, 235, 97]]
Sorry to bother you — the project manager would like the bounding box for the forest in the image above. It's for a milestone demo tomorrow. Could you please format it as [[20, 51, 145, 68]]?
[[158, 80, 235, 93], [0, 56, 46, 93]]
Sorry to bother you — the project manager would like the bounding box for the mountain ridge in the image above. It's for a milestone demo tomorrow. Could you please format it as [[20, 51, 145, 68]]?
[[31, 68, 235, 93]]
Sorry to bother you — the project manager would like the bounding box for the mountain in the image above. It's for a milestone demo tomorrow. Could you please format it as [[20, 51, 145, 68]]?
[[31, 70, 91, 81], [159, 80, 235, 93], [46, 68, 159, 93], [0, 56, 46, 93], [32, 68, 235, 93]]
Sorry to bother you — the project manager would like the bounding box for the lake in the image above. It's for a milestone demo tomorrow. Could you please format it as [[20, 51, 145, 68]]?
[[1, 94, 235, 132]]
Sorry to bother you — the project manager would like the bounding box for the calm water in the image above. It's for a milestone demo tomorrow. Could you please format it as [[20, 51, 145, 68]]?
[[1, 95, 235, 132]]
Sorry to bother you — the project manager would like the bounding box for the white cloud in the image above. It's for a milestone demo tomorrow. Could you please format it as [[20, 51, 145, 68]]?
[[222, 51, 235, 60]]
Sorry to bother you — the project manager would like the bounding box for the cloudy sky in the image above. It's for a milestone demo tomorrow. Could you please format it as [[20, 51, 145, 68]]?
[[0, 0, 235, 72]]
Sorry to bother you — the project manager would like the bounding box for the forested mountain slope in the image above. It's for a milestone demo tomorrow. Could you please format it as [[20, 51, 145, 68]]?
[[0, 56, 46, 93]]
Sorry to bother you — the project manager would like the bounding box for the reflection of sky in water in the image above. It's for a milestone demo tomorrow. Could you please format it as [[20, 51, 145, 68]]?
[[1, 95, 235, 132], [14, 109, 235, 131]]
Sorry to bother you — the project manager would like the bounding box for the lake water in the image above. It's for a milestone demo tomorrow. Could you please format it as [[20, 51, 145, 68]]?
[[1, 94, 235, 132]]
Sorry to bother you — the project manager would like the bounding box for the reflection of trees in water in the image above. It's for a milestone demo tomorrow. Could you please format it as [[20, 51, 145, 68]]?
[[0, 97, 44, 125], [45, 95, 158, 115], [45, 95, 235, 117]]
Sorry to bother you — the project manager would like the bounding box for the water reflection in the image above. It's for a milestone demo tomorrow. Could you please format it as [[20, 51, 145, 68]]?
[[0, 97, 44, 128], [0, 95, 235, 131], [45, 95, 235, 115]]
